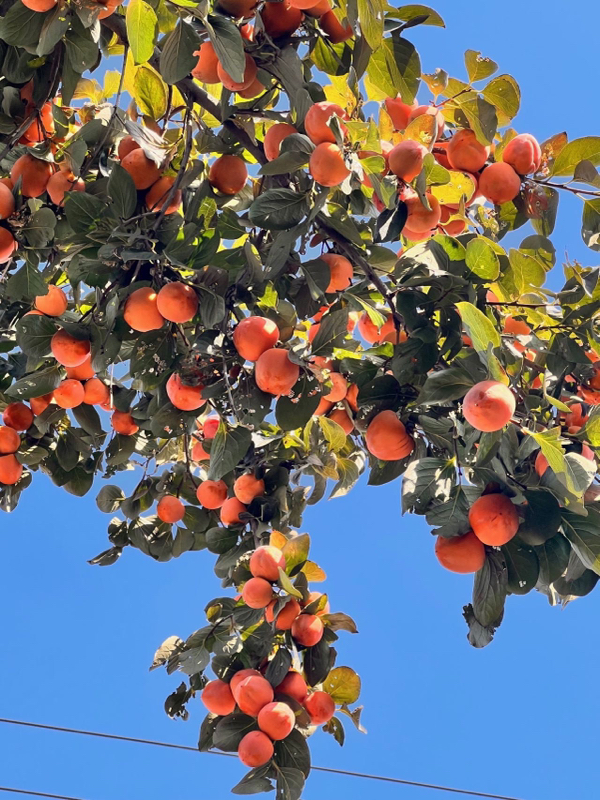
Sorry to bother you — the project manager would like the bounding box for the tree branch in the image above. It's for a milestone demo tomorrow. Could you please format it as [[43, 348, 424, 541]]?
[[102, 14, 266, 165], [316, 213, 401, 327]]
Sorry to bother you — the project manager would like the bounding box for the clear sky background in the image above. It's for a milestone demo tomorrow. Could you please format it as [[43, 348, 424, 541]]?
[[1, 2, 599, 799]]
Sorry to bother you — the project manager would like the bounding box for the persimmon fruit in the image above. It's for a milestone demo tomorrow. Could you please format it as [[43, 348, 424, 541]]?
[[321, 252, 353, 292], [191, 42, 220, 84], [53, 379, 84, 409], [121, 149, 162, 190], [166, 373, 204, 411], [124, 287, 165, 332], [111, 411, 139, 435], [156, 282, 198, 323], [435, 531, 485, 573], [254, 348, 300, 395], [258, 702, 295, 740], [309, 142, 350, 187], [501, 133, 541, 175], [479, 162, 521, 205], [0, 454, 23, 485], [196, 479, 228, 509], [276, 671, 308, 703], [469, 493, 519, 546], [235, 673, 274, 716], [51, 330, 91, 367], [304, 691, 335, 724], [34, 285, 67, 316], [0, 426, 20, 454], [388, 140, 427, 182], [291, 613, 324, 646], [233, 473, 265, 504], [365, 410, 413, 461], [209, 155, 248, 195], [233, 316, 279, 362], [250, 545, 285, 581], [157, 495, 185, 524], [237, 731, 274, 768], [304, 101, 348, 145], [463, 380, 515, 432], [201, 679, 235, 716]]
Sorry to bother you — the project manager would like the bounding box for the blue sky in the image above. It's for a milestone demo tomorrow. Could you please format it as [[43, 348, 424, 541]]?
[[1, 2, 599, 800]]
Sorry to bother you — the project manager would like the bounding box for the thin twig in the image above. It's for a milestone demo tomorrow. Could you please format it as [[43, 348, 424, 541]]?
[[316, 213, 401, 328]]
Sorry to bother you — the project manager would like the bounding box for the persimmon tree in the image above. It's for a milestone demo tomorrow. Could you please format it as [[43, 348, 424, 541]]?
[[0, 0, 599, 794]]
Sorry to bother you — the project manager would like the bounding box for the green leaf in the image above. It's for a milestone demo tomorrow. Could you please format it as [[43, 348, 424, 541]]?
[[281, 533, 310, 574], [455, 301, 504, 381], [6, 263, 47, 301], [584, 408, 600, 447], [357, 0, 384, 50], [302, 637, 332, 686], [273, 729, 311, 778], [551, 137, 600, 177], [207, 425, 252, 481], [232, 768, 273, 796], [159, 20, 199, 84], [416, 367, 474, 405], [275, 766, 305, 800], [472, 549, 507, 627], [582, 199, 600, 252], [366, 33, 420, 103], [37, 5, 69, 56], [23, 207, 56, 248], [0, 2, 47, 47], [276, 377, 321, 431], [527, 428, 592, 497], [126, 0, 157, 64], [6, 366, 61, 400], [64, 192, 107, 233], [64, 27, 98, 74], [213, 714, 257, 752], [464, 50, 498, 83], [482, 74, 520, 121], [536, 534, 570, 586], [324, 666, 361, 704], [311, 308, 349, 355], [517, 488, 561, 546], [318, 416, 348, 452], [15, 314, 56, 359], [96, 485, 126, 513], [248, 189, 310, 231], [133, 64, 168, 119], [277, 567, 303, 599], [205, 13, 245, 85], [465, 237, 500, 280], [108, 163, 137, 219], [392, 4, 444, 26], [562, 509, 600, 576], [430, 170, 477, 207], [503, 539, 539, 595]]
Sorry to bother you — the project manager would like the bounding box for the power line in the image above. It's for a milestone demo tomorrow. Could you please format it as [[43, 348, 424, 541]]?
[[0, 788, 89, 800], [0, 717, 527, 800]]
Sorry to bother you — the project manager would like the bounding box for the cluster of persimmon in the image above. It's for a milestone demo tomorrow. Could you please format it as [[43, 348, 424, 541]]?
[[433, 373, 598, 574], [201, 542, 334, 768], [257, 94, 543, 239]]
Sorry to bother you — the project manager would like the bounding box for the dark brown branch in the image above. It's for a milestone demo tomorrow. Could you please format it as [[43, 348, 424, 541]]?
[[316, 213, 401, 328]]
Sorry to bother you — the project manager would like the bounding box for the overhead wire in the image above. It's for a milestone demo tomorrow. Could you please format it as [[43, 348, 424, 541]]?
[[0, 717, 528, 800]]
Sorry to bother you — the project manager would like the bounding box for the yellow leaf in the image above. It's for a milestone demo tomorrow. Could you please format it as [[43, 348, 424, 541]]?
[[324, 666, 361, 704], [270, 530, 288, 549]]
